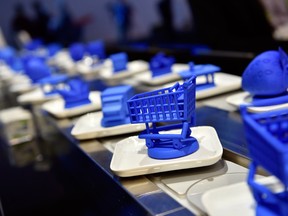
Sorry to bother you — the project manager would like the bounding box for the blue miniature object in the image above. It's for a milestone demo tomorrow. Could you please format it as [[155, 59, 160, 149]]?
[[242, 47, 288, 97], [47, 43, 62, 57], [24, 39, 43, 51], [110, 52, 128, 73], [149, 52, 175, 77], [241, 102, 288, 216], [127, 75, 199, 159], [179, 62, 221, 90], [6, 56, 23, 72], [24, 58, 51, 83], [57, 78, 91, 109], [38, 74, 68, 95], [86, 40, 105, 60], [101, 85, 134, 127], [0, 46, 15, 62], [69, 43, 85, 62]]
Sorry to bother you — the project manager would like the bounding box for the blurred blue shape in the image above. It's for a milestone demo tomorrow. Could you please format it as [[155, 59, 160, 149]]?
[[47, 43, 62, 57], [24, 57, 51, 83], [86, 40, 105, 59], [57, 78, 91, 109], [110, 52, 128, 73], [69, 43, 85, 61], [24, 39, 43, 51], [38, 74, 68, 95], [101, 85, 134, 127], [0, 46, 15, 62], [149, 52, 175, 77]]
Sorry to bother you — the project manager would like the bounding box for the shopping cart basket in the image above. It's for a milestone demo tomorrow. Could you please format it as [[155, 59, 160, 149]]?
[[241, 102, 288, 216], [127, 75, 199, 159]]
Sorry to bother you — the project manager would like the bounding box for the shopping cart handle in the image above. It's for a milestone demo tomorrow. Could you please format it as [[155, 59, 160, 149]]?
[[169, 82, 180, 92]]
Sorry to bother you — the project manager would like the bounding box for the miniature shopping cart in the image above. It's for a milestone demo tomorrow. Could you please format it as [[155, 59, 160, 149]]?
[[241, 102, 288, 216], [127, 75, 199, 159]]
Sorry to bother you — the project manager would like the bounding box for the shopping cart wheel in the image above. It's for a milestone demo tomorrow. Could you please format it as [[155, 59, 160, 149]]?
[[148, 138, 199, 159]]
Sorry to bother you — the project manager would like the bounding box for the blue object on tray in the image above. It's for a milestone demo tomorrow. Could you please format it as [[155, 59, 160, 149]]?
[[149, 52, 175, 77], [179, 62, 220, 90], [110, 52, 128, 73], [38, 74, 68, 95], [242, 47, 288, 97], [241, 103, 288, 216], [69, 43, 85, 61], [24, 58, 51, 83], [57, 78, 91, 109], [127, 75, 199, 159], [101, 85, 134, 127], [86, 40, 105, 60]]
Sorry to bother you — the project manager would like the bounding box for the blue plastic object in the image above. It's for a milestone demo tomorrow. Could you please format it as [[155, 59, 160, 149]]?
[[241, 103, 288, 216], [86, 40, 105, 59], [101, 85, 134, 127], [110, 52, 128, 73], [149, 52, 175, 77], [38, 74, 68, 95], [6, 56, 23, 72], [69, 43, 85, 61], [24, 39, 43, 51], [127, 75, 199, 159], [179, 62, 221, 90], [0, 46, 15, 62], [57, 78, 91, 109], [24, 58, 51, 83], [47, 43, 62, 57], [242, 47, 288, 97]]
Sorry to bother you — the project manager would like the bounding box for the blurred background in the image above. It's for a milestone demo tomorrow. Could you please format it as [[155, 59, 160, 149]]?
[[1, 0, 288, 52]]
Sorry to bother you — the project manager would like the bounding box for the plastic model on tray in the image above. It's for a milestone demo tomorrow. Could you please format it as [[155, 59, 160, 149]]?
[[42, 78, 101, 118], [241, 102, 288, 216], [99, 52, 148, 85], [71, 85, 148, 140], [226, 47, 288, 112], [127, 75, 199, 159]]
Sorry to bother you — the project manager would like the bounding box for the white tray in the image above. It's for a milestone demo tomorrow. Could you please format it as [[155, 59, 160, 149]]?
[[41, 91, 101, 118], [71, 111, 149, 140], [226, 91, 288, 113], [17, 88, 60, 105], [77, 59, 112, 79], [9, 82, 37, 94], [110, 126, 223, 177], [132, 63, 189, 86], [201, 176, 284, 216], [99, 60, 149, 81], [134, 72, 241, 100]]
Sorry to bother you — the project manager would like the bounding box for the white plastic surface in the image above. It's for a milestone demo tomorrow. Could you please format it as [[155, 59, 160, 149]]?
[[132, 63, 188, 86], [99, 60, 149, 81], [226, 91, 288, 113], [41, 91, 101, 118], [77, 59, 112, 79], [135, 72, 241, 100], [9, 82, 37, 94], [201, 176, 284, 216], [17, 88, 60, 105], [110, 126, 223, 177], [71, 111, 149, 140]]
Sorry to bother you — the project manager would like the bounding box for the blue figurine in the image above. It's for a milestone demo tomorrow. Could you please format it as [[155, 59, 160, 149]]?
[[86, 40, 105, 60], [24, 57, 51, 83], [127, 75, 199, 159], [110, 52, 128, 73], [242, 47, 288, 98], [69, 42, 85, 62], [149, 52, 175, 77], [101, 85, 134, 127], [57, 78, 91, 109]]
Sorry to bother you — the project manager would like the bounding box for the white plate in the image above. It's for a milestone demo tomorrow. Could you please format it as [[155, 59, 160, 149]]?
[[9, 82, 37, 94], [17, 88, 60, 105], [110, 126, 223, 177], [132, 63, 189, 86], [41, 91, 101, 118], [99, 60, 149, 81], [134, 72, 241, 100], [71, 111, 149, 140], [226, 91, 288, 113], [201, 176, 284, 216]]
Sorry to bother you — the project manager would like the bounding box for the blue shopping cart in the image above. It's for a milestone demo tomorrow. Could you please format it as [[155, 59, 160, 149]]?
[[127, 75, 199, 159], [241, 101, 288, 216]]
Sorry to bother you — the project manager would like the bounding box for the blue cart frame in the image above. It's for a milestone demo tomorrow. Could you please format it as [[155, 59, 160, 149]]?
[[127, 75, 199, 159]]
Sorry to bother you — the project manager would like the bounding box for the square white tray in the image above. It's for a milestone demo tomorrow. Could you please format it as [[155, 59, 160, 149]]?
[[41, 91, 101, 118], [71, 111, 149, 140], [226, 91, 288, 113], [99, 60, 149, 81], [201, 176, 284, 216], [110, 126, 223, 177], [17, 88, 60, 105]]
